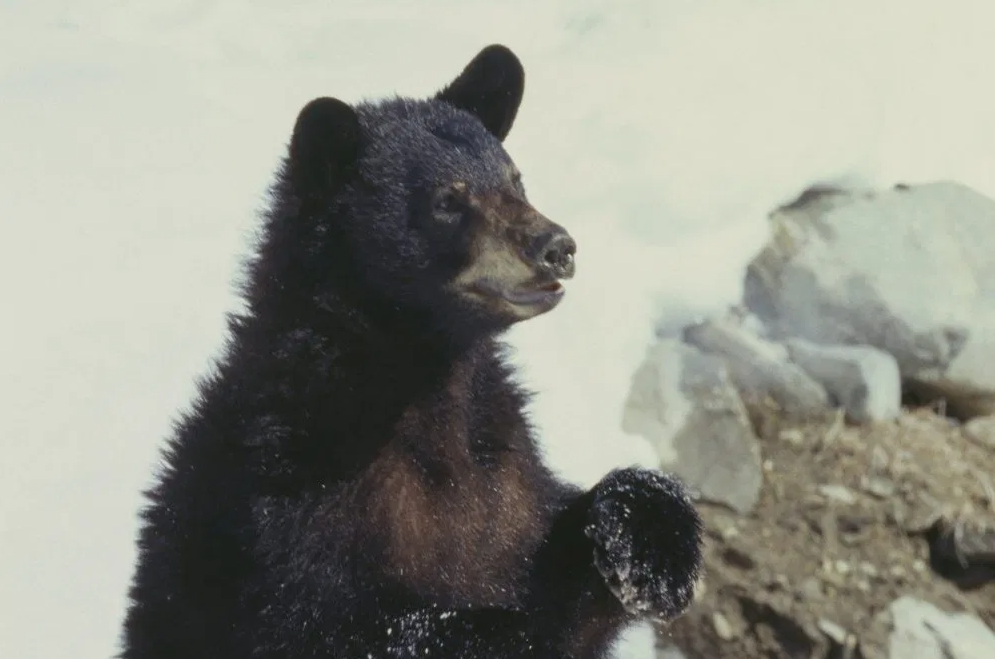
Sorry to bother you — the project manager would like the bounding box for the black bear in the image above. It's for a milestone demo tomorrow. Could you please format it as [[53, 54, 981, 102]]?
[[119, 45, 703, 659]]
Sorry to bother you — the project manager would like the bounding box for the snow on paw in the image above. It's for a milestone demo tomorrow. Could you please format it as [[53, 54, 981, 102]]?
[[584, 468, 703, 622]]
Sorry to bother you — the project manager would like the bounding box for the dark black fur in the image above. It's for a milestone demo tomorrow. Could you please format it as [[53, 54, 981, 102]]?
[[119, 45, 703, 659]]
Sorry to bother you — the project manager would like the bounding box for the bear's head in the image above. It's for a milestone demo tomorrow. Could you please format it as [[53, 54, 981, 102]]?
[[277, 45, 576, 345]]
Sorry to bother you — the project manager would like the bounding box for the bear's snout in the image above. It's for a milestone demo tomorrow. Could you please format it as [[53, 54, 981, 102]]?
[[529, 229, 576, 280]]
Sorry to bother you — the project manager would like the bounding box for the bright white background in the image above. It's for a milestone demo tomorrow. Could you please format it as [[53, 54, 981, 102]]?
[[2, 1, 994, 657]]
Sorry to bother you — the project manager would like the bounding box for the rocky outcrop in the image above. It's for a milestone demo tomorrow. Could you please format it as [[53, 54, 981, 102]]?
[[744, 181, 995, 419], [627, 181, 995, 659], [682, 316, 831, 419]]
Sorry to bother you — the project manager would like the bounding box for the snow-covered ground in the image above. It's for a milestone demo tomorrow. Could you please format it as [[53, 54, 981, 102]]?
[[2, 1, 994, 657]]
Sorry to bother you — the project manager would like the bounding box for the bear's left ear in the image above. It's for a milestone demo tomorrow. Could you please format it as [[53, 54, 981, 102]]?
[[288, 96, 362, 196], [436, 44, 525, 142]]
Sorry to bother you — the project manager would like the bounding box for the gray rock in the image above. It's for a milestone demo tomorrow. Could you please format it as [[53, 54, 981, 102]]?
[[712, 612, 735, 641], [623, 339, 763, 514], [786, 339, 902, 422], [683, 316, 831, 419], [817, 484, 858, 504], [860, 476, 896, 498], [817, 618, 851, 646], [871, 596, 995, 659], [799, 577, 823, 600], [745, 181, 995, 418]]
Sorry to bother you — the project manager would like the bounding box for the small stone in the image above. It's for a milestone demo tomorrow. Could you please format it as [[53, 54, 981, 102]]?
[[901, 505, 944, 534], [834, 560, 851, 575], [912, 559, 927, 573], [860, 476, 896, 499], [817, 618, 848, 645], [778, 428, 805, 445], [858, 561, 879, 577], [712, 612, 735, 641], [818, 484, 858, 504], [840, 533, 865, 547]]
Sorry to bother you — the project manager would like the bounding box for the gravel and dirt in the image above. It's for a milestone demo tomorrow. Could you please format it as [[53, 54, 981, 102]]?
[[655, 404, 995, 658]]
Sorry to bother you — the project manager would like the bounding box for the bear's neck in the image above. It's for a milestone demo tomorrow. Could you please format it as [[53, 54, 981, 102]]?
[[246, 288, 488, 361], [220, 286, 503, 484]]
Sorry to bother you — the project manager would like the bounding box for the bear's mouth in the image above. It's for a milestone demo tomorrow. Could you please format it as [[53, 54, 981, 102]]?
[[501, 280, 565, 307], [465, 277, 566, 313]]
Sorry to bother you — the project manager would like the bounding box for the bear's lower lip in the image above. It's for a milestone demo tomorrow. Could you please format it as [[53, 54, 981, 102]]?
[[503, 282, 565, 307]]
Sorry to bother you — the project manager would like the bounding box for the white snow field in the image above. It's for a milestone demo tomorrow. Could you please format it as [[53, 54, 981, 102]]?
[[2, 1, 995, 657]]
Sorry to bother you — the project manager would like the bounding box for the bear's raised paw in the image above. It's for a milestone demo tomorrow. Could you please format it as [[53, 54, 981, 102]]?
[[585, 467, 704, 622]]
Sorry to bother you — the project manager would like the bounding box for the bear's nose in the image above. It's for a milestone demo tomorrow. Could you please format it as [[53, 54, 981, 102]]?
[[533, 230, 577, 279]]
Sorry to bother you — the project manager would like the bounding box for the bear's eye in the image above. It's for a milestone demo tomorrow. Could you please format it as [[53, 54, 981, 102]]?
[[433, 187, 464, 219], [435, 192, 459, 213]]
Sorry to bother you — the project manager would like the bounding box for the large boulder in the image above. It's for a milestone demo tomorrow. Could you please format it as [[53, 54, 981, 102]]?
[[622, 339, 763, 514], [744, 181, 995, 418], [682, 315, 831, 420], [744, 183, 995, 416]]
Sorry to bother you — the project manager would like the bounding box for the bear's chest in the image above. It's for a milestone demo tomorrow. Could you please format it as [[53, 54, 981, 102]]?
[[358, 392, 545, 607]]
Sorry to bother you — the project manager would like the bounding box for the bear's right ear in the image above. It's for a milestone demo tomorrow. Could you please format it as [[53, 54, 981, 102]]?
[[287, 97, 362, 195], [436, 45, 525, 142]]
